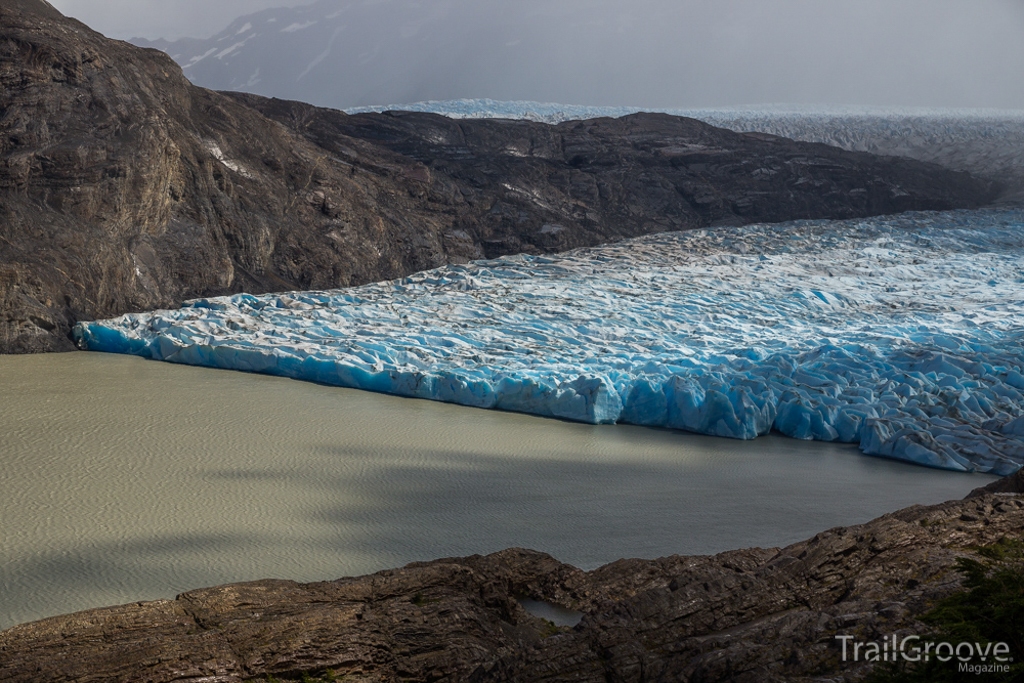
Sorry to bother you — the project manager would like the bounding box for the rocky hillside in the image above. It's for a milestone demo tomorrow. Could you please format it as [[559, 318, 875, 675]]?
[[2, 471, 1021, 682], [347, 100, 1024, 201], [0, 0, 999, 353], [230, 92, 1004, 255]]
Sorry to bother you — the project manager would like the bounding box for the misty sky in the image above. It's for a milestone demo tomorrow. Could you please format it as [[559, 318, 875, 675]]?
[[46, 0, 1024, 109], [48, 0, 314, 40]]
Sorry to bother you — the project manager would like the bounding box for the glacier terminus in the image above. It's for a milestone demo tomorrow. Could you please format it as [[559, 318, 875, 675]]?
[[75, 208, 1024, 475]]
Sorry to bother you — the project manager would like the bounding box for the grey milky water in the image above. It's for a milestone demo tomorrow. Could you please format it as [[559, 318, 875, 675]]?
[[0, 352, 994, 631]]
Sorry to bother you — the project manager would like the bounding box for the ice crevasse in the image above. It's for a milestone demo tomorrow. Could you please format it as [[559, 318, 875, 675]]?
[[75, 209, 1024, 475]]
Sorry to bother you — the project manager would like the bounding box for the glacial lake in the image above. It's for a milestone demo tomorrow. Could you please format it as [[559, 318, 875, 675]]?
[[0, 351, 995, 631]]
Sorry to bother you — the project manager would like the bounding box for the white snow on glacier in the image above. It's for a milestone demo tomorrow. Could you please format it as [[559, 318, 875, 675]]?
[[74, 209, 1024, 475]]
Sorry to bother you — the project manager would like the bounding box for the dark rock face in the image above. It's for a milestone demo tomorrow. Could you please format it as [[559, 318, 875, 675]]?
[[0, 0, 999, 354], [0, 0, 469, 353], [2, 489, 1022, 682], [235, 93, 1000, 259]]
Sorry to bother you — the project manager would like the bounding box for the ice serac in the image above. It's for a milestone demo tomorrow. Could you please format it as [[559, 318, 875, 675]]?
[[75, 209, 1024, 475]]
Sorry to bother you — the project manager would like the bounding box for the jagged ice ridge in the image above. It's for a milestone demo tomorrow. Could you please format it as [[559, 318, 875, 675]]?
[[75, 209, 1024, 475]]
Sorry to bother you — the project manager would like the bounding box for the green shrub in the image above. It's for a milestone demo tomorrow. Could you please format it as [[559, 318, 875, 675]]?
[[865, 537, 1024, 682]]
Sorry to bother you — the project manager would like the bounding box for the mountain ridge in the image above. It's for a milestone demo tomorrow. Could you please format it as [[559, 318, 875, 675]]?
[[0, 0, 999, 353]]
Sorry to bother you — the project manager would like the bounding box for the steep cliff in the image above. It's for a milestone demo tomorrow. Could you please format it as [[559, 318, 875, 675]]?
[[0, 0, 473, 352]]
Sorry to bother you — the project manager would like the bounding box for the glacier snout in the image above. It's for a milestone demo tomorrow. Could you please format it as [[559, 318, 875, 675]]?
[[75, 209, 1024, 475]]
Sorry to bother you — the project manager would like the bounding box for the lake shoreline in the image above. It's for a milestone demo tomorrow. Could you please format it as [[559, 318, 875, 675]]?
[[2, 470, 1020, 682], [0, 351, 996, 632]]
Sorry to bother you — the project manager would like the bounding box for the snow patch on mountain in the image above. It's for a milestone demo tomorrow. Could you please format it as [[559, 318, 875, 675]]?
[[282, 20, 318, 33], [184, 48, 217, 68]]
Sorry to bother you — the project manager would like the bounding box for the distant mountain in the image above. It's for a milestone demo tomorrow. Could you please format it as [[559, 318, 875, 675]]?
[[129, 0, 1024, 114], [130, 0, 612, 110], [131, 0, 1024, 197]]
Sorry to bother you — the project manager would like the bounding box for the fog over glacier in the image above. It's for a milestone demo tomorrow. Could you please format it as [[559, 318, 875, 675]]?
[[48, 0, 1024, 110]]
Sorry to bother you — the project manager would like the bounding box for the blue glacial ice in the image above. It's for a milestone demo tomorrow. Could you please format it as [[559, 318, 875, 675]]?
[[74, 209, 1024, 475]]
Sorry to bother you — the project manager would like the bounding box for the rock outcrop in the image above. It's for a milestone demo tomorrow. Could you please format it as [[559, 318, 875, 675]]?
[[1, 483, 1021, 682], [0, 0, 471, 352], [0, 0, 999, 353]]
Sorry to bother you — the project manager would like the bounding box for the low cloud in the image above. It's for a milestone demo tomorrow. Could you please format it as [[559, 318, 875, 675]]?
[[45, 0, 1024, 109]]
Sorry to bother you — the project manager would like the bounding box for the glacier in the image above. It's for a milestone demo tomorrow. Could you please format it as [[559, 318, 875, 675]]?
[[345, 99, 1024, 125], [74, 209, 1024, 475]]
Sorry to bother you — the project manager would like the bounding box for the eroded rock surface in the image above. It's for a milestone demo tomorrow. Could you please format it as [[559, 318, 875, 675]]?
[[0, 0, 998, 353], [2, 487, 1022, 682]]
